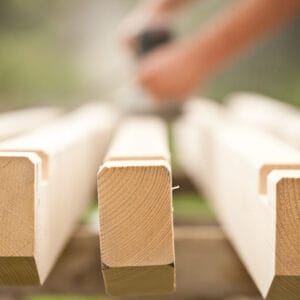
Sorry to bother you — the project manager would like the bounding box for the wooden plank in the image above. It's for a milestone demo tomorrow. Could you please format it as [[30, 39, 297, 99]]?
[[174, 98, 300, 299], [0, 225, 259, 299], [0, 103, 118, 286], [226, 92, 300, 149], [174, 98, 222, 197], [105, 117, 170, 161], [0, 106, 60, 140], [97, 117, 175, 296]]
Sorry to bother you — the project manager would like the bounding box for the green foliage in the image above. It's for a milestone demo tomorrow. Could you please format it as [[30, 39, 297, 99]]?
[[0, 0, 49, 31], [0, 1, 79, 108], [81, 200, 98, 225], [173, 192, 215, 220], [0, 30, 78, 106]]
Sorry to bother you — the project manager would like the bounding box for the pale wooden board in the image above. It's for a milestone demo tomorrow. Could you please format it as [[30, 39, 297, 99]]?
[[98, 117, 175, 296], [174, 98, 222, 197], [105, 116, 170, 161], [0, 106, 60, 140], [174, 98, 300, 299], [0, 225, 259, 299], [226, 92, 300, 149], [0, 103, 119, 285]]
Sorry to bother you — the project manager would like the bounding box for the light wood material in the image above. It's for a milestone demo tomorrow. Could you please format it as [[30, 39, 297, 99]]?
[[0, 106, 60, 140], [226, 92, 300, 149], [0, 103, 118, 285], [105, 117, 170, 161], [0, 225, 259, 299], [98, 117, 175, 296], [174, 98, 222, 197], [175, 98, 300, 299]]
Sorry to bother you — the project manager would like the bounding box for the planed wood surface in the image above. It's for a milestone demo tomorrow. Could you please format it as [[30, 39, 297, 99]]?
[[0, 103, 118, 285], [226, 92, 300, 149], [98, 117, 175, 296], [105, 117, 170, 161], [0, 225, 259, 300], [174, 98, 300, 299], [0, 106, 60, 140]]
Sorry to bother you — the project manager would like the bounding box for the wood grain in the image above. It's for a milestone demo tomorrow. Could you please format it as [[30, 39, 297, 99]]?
[[0, 103, 118, 285], [98, 117, 175, 296], [175, 98, 300, 299]]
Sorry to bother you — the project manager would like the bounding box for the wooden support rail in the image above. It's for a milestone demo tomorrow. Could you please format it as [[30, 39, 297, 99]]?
[[97, 117, 175, 296], [226, 92, 300, 149], [175, 98, 300, 299], [0, 225, 259, 300], [0, 103, 118, 286], [0, 106, 60, 140]]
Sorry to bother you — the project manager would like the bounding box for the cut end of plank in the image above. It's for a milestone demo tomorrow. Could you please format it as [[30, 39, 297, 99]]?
[[269, 171, 300, 274], [261, 171, 300, 299], [102, 264, 175, 296], [0, 257, 40, 286], [267, 276, 300, 300], [98, 160, 174, 267], [98, 160, 175, 296], [0, 153, 41, 285]]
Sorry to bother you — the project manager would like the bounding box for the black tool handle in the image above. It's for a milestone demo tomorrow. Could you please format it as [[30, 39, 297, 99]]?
[[136, 26, 173, 57]]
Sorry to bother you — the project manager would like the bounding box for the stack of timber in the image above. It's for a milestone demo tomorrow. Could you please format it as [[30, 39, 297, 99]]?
[[97, 117, 175, 296], [175, 97, 300, 299], [0, 103, 118, 285]]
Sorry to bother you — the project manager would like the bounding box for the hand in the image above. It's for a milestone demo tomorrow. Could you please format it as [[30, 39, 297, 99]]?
[[137, 41, 203, 101]]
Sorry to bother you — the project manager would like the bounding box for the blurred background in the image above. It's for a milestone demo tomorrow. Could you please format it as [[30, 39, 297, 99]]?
[[0, 1, 299, 299], [1, 0, 300, 110]]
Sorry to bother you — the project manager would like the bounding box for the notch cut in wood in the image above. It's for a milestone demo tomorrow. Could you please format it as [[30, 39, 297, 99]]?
[[98, 117, 175, 297], [175, 98, 300, 299], [0, 103, 118, 286]]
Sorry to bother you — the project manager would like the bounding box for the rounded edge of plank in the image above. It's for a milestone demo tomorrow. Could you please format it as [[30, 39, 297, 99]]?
[[0, 152, 42, 285]]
